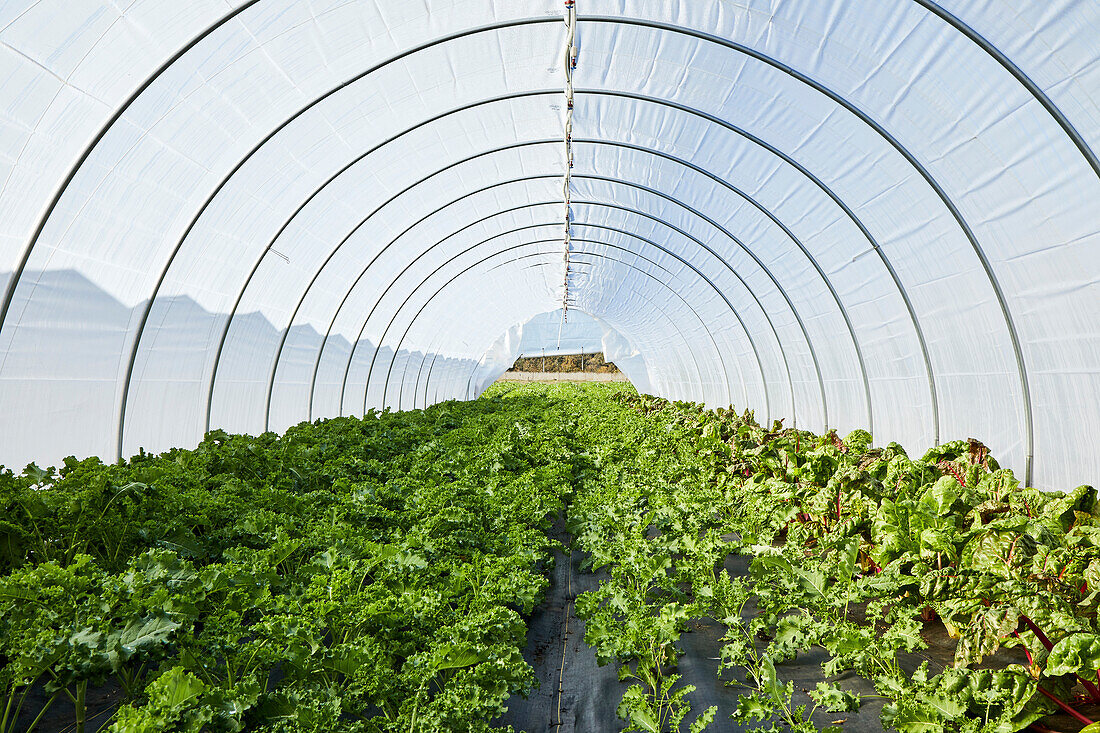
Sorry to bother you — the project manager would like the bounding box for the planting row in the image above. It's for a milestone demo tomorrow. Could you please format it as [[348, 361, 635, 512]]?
[[570, 392, 1100, 732], [0, 387, 597, 732]]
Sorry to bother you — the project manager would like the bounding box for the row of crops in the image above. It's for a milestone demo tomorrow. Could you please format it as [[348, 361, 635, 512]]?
[[0, 387, 584, 732], [2, 383, 1099, 732], [572, 392, 1100, 733]]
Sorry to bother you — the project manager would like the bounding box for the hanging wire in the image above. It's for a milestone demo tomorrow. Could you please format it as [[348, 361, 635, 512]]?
[[560, 0, 578, 337]]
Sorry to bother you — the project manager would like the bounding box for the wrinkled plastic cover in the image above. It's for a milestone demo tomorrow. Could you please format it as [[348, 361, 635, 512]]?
[[0, 1, 1097, 490]]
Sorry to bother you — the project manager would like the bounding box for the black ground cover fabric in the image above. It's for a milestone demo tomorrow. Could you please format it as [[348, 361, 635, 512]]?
[[495, 518, 621, 732], [498, 521, 1090, 733], [497, 528, 881, 732]]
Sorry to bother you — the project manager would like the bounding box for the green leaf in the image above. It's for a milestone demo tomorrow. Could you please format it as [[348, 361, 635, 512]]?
[[732, 694, 772, 722], [924, 694, 967, 719], [430, 644, 487, 672], [629, 708, 660, 733], [892, 706, 943, 733], [322, 648, 366, 677], [1085, 559, 1100, 592], [110, 667, 215, 733], [954, 604, 1018, 668], [921, 476, 960, 516], [756, 555, 826, 598], [22, 463, 53, 485], [809, 681, 860, 712], [689, 705, 717, 733], [157, 667, 207, 710], [760, 655, 791, 706], [1046, 633, 1100, 676], [833, 537, 859, 585], [268, 538, 301, 567], [114, 615, 180, 655], [0, 582, 40, 603]]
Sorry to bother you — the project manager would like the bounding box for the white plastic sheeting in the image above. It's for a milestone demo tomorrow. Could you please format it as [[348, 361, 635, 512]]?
[[0, 1, 1097, 489]]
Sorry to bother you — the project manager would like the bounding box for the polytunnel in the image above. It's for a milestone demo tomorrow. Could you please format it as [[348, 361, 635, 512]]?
[[0, 0, 1099, 488], [6, 4, 1100, 733]]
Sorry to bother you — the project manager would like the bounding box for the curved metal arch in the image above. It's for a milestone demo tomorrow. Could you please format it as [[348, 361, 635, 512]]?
[[305, 176, 829, 433], [581, 140, 876, 433], [417, 250, 711, 410], [201, 61, 977, 443], [581, 91, 939, 445], [378, 243, 719, 412], [577, 172, 846, 424], [161, 84, 918, 455], [458, 263, 704, 405], [395, 227, 757, 413], [309, 180, 825, 434], [136, 55, 898, 455], [571, 219, 791, 422], [239, 143, 825, 433], [101, 18, 560, 460], [416, 352, 442, 409], [206, 123, 557, 436], [397, 248, 709, 409], [910, 0, 1100, 180], [202, 77, 911, 442], [312, 212, 696, 420], [572, 222, 764, 409], [192, 82, 883, 440], [452, 253, 720, 404], [574, 202, 801, 418], [460, 256, 707, 403], [235, 136, 817, 431], [580, 14, 1035, 481], [355, 228, 730, 418], [108, 12, 1017, 453], [274, 192, 777, 428], [431, 0, 1100, 411], [398, 240, 718, 411], [451, 254, 714, 406], [270, 145, 843, 436], [0, 0, 266, 343], [434, 0, 1097, 444]]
